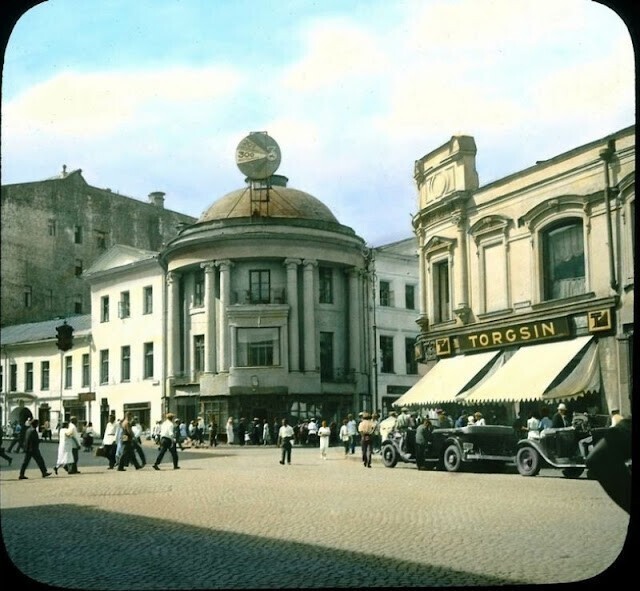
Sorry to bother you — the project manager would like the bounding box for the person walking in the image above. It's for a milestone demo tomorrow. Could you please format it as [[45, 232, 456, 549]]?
[[131, 418, 147, 466], [209, 418, 218, 447], [101, 415, 118, 469], [18, 420, 51, 480], [318, 420, 331, 460], [152, 413, 180, 470], [262, 419, 271, 446], [277, 418, 294, 465], [53, 422, 74, 475], [346, 414, 357, 455], [358, 412, 375, 468], [117, 413, 142, 471], [82, 421, 96, 452], [67, 416, 82, 474], [226, 417, 235, 445], [339, 419, 350, 457]]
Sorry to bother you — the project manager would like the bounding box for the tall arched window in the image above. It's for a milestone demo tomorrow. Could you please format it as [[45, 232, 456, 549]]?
[[542, 219, 585, 300]]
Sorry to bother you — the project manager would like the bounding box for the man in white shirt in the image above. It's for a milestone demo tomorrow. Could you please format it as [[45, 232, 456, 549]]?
[[346, 414, 357, 454], [67, 416, 82, 474], [152, 413, 180, 470], [278, 418, 295, 465]]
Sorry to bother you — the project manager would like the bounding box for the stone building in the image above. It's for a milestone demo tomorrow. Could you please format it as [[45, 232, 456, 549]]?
[[397, 125, 635, 422], [0, 167, 196, 327]]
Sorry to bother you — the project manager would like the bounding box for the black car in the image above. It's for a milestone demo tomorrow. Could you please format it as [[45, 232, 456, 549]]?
[[381, 425, 518, 472], [515, 413, 609, 478]]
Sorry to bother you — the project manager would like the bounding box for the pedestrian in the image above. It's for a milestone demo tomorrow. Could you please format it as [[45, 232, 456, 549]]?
[[209, 417, 218, 447], [318, 420, 331, 460], [18, 420, 51, 480], [42, 420, 52, 442], [339, 419, 349, 457], [238, 418, 247, 446], [152, 420, 162, 446], [9, 418, 29, 453], [551, 403, 570, 428], [1, 440, 12, 465], [226, 417, 235, 445], [173, 419, 184, 450], [114, 418, 124, 465], [152, 412, 180, 470], [117, 413, 142, 471], [54, 422, 74, 475], [66, 416, 82, 474], [277, 418, 294, 465], [82, 421, 96, 452], [415, 418, 433, 471], [370, 413, 381, 453], [101, 414, 118, 469], [131, 418, 147, 466], [346, 414, 357, 454], [358, 412, 375, 468], [179, 419, 189, 447], [586, 414, 631, 514], [262, 419, 271, 446]]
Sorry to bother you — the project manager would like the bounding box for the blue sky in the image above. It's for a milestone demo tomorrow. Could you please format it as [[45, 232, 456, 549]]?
[[1, 0, 635, 245]]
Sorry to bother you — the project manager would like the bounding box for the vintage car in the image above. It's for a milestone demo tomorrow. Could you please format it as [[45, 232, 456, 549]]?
[[515, 413, 609, 478], [381, 425, 518, 472]]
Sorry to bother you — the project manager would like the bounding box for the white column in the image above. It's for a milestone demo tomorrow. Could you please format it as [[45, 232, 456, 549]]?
[[302, 259, 317, 372], [201, 261, 217, 374], [166, 272, 180, 378], [284, 258, 301, 371], [216, 260, 232, 372], [348, 268, 361, 374], [453, 212, 469, 309], [418, 229, 428, 316]]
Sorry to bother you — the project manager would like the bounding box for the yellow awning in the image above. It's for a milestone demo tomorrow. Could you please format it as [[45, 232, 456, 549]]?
[[392, 350, 501, 407], [463, 335, 598, 404]]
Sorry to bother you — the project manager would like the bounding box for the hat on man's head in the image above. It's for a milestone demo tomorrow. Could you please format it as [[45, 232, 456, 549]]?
[[362, 412, 370, 419], [557, 403, 567, 411], [401, 407, 409, 413]]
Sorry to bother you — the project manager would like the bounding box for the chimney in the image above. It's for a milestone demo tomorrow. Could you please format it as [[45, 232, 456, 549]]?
[[62, 164, 67, 177], [149, 191, 165, 208]]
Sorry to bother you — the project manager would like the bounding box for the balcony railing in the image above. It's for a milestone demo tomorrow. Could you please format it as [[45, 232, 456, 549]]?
[[232, 288, 286, 305]]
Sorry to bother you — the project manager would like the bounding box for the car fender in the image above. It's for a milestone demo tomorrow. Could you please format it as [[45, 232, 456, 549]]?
[[517, 439, 557, 467]]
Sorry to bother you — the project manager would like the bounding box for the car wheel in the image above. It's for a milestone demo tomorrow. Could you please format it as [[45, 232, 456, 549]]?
[[562, 467, 584, 479], [382, 444, 398, 468], [443, 444, 463, 472], [516, 446, 541, 476]]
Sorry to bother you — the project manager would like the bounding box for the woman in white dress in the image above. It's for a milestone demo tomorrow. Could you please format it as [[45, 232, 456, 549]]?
[[318, 420, 331, 459], [226, 417, 235, 445], [54, 422, 74, 475]]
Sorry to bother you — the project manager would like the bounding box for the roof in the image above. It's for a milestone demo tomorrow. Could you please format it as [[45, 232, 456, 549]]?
[[83, 244, 159, 276], [1, 315, 91, 347], [197, 184, 339, 224]]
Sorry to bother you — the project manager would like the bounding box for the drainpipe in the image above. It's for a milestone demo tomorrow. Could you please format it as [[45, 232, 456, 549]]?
[[599, 139, 618, 292]]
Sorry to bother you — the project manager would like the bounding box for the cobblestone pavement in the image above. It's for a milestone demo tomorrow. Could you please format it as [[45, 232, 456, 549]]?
[[0, 440, 631, 589]]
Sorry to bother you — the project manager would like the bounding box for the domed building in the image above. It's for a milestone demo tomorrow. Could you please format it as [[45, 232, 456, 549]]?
[[161, 173, 371, 430]]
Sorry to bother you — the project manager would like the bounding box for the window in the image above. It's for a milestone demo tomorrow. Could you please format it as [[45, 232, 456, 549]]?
[[542, 219, 585, 300], [74, 296, 83, 314], [380, 335, 394, 373], [95, 230, 107, 249], [143, 343, 154, 378], [101, 296, 109, 322], [0, 366, 3, 392], [74, 225, 83, 244], [320, 331, 334, 380], [405, 285, 415, 310], [24, 286, 32, 308], [405, 338, 418, 375], [41, 361, 50, 390], [194, 271, 205, 307], [48, 219, 56, 236], [249, 270, 270, 304], [319, 267, 333, 304], [143, 286, 153, 314], [64, 356, 72, 389], [100, 350, 109, 384], [25, 362, 34, 391], [10, 364, 17, 391], [194, 335, 205, 372], [433, 260, 450, 323], [379, 281, 391, 307], [483, 242, 508, 312], [118, 291, 130, 318], [82, 354, 90, 387], [121, 346, 130, 382], [236, 327, 280, 367], [75, 259, 83, 277]]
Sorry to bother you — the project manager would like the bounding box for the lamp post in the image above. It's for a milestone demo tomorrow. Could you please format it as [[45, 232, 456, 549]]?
[[599, 139, 618, 293], [55, 320, 74, 432]]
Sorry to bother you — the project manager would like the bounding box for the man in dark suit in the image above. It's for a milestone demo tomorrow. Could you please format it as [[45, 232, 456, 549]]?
[[19, 420, 52, 479], [551, 403, 571, 428]]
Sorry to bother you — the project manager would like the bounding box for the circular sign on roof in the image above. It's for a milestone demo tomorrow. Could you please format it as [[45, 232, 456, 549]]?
[[235, 132, 281, 180]]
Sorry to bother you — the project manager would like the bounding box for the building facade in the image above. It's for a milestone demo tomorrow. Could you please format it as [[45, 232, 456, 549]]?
[[1, 167, 196, 327], [398, 125, 634, 422]]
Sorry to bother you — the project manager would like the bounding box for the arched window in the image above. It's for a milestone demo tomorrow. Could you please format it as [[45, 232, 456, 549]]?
[[542, 219, 585, 300]]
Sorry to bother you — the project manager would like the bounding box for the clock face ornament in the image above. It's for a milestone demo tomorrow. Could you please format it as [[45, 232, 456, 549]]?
[[235, 132, 281, 180]]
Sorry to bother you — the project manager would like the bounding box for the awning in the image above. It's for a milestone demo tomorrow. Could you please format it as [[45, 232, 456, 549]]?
[[463, 335, 599, 404], [392, 350, 502, 407]]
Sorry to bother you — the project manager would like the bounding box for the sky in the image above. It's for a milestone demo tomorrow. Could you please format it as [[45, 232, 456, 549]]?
[[1, 0, 635, 246]]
